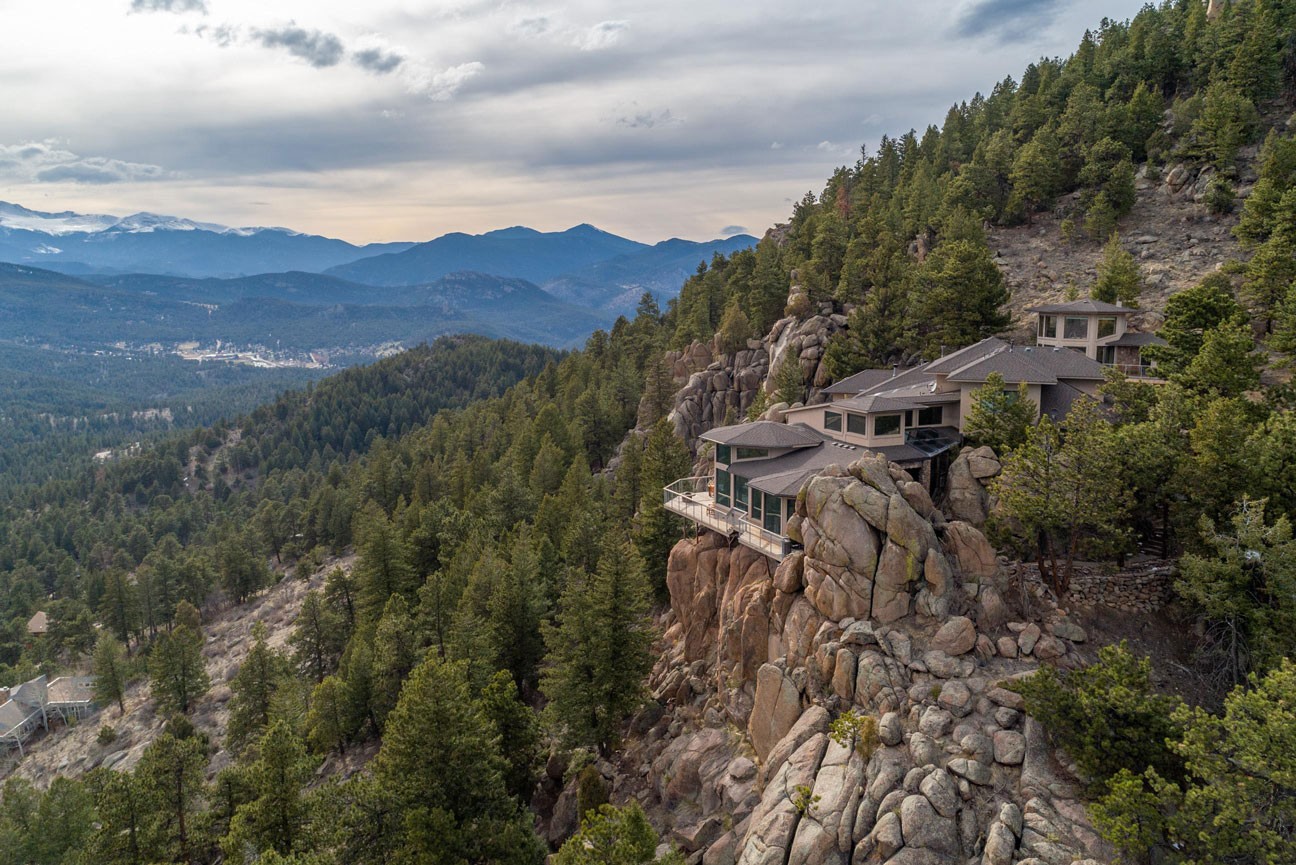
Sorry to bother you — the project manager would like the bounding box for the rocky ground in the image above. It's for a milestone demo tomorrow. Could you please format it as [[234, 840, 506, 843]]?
[[1, 555, 352, 788], [993, 156, 1252, 338]]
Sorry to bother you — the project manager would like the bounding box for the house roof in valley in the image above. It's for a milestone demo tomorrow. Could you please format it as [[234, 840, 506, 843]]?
[[1015, 345, 1108, 380], [945, 347, 1059, 385], [1026, 299, 1137, 314], [1111, 331, 1168, 347], [1039, 380, 1092, 420], [832, 394, 926, 414], [701, 420, 827, 449]]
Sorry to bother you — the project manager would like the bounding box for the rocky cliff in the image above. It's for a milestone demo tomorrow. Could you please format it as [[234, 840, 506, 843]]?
[[620, 453, 1108, 865]]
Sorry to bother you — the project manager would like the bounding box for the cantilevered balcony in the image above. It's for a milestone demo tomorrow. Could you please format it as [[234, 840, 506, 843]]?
[[663, 476, 792, 561]]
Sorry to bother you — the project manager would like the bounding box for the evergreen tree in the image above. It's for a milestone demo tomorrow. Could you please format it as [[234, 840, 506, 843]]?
[[480, 670, 542, 803], [288, 590, 345, 684], [1145, 273, 1244, 372], [149, 624, 210, 715], [1191, 79, 1259, 170], [352, 504, 417, 621], [1241, 189, 1296, 333], [304, 675, 350, 755], [543, 537, 654, 755], [223, 722, 315, 863], [716, 296, 752, 355], [910, 239, 1010, 356], [371, 595, 419, 727], [488, 530, 547, 694], [1091, 232, 1141, 307], [962, 373, 1036, 453], [93, 631, 130, 713], [227, 622, 291, 751], [1175, 320, 1261, 397], [135, 732, 209, 864], [85, 768, 148, 865], [368, 658, 545, 865], [634, 419, 692, 596], [1176, 497, 1296, 685], [554, 803, 684, 865]]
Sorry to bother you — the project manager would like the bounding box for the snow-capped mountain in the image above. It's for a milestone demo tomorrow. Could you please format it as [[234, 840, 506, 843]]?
[[0, 201, 412, 277]]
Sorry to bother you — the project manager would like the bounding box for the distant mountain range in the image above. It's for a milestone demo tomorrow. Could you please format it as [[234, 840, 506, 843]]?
[[0, 200, 757, 352]]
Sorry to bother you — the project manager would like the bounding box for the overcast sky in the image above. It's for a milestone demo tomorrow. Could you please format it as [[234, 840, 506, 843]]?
[[0, 0, 1150, 244]]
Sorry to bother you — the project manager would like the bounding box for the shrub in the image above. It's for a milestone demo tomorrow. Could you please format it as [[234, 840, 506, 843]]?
[[97, 724, 116, 746]]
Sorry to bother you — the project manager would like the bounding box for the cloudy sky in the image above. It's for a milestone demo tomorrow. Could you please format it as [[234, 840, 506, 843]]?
[[0, 0, 1149, 244]]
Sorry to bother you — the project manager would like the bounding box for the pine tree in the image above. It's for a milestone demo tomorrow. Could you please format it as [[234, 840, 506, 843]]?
[[371, 595, 419, 727], [353, 504, 417, 621], [554, 802, 682, 865], [227, 622, 291, 751], [1092, 232, 1141, 307], [1241, 189, 1296, 333], [1191, 80, 1259, 170], [369, 658, 545, 865], [288, 590, 345, 684], [1145, 273, 1244, 372], [1175, 320, 1261, 397], [543, 537, 654, 756], [488, 531, 547, 694], [911, 239, 1010, 355], [223, 722, 315, 863], [962, 373, 1036, 453], [93, 632, 130, 714], [149, 624, 210, 715], [633, 419, 692, 597], [480, 670, 542, 804], [305, 675, 351, 755], [716, 296, 752, 355], [135, 732, 208, 864]]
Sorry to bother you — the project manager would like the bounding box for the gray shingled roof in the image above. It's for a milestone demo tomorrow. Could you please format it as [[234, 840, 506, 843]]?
[[946, 348, 1058, 385], [736, 440, 862, 496], [1040, 380, 1093, 420], [823, 367, 911, 395], [702, 420, 827, 449], [923, 338, 1007, 375], [1016, 345, 1108, 380], [832, 394, 925, 413], [1027, 299, 1136, 314]]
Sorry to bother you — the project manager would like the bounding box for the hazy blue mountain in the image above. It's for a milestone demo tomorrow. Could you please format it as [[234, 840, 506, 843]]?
[[0, 264, 603, 351], [325, 224, 649, 286], [0, 201, 415, 278], [542, 234, 758, 315]]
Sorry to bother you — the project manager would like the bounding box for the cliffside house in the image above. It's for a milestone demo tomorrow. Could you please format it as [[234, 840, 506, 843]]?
[[1027, 299, 1165, 379], [0, 674, 97, 757], [664, 333, 1117, 562]]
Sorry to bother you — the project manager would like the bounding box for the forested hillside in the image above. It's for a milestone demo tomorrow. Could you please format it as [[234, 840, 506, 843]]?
[[0, 2, 1295, 864]]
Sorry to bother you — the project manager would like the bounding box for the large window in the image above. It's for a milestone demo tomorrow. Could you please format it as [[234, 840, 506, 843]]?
[[1039, 315, 1058, 338], [715, 444, 731, 466], [824, 411, 842, 433], [715, 469, 731, 507], [750, 489, 763, 521], [734, 476, 749, 510], [764, 497, 782, 534], [1097, 345, 1116, 365], [917, 405, 943, 426], [846, 413, 868, 436], [786, 497, 796, 521], [1064, 317, 1089, 339], [874, 414, 901, 436], [1097, 316, 1117, 339], [735, 447, 769, 461]]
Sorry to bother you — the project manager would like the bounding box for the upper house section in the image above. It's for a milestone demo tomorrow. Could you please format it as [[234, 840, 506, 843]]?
[[1026, 299, 1166, 377], [1027, 299, 1134, 360]]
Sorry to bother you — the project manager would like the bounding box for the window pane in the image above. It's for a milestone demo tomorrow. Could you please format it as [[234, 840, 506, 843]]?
[[716, 470, 730, 506], [751, 489, 762, 520], [1043, 315, 1057, 338], [917, 405, 943, 426], [846, 413, 868, 435], [715, 444, 730, 465], [874, 414, 901, 436], [824, 411, 842, 432], [1097, 317, 1116, 339], [735, 447, 768, 460], [764, 507, 782, 533], [1064, 317, 1089, 339], [786, 497, 796, 520], [734, 476, 749, 509]]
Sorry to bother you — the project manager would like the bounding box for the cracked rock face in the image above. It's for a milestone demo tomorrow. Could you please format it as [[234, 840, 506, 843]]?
[[641, 452, 1112, 865]]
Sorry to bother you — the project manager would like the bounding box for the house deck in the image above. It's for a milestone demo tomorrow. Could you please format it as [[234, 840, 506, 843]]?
[[663, 477, 790, 561]]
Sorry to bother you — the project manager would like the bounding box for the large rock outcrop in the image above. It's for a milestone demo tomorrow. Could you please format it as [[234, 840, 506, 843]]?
[[637, 452, 1112, 865]]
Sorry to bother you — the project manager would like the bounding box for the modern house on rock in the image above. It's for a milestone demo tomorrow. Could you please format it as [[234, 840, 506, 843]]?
[[663, 302, 1164, 562]]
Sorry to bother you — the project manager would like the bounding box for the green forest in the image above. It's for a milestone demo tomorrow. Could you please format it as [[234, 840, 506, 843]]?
[[0, 2, 1294, 864]]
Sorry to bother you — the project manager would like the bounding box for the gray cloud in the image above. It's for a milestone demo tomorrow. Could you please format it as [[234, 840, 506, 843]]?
[[252, 26, 346, 68], [576, 20, 629, 51], [953, 0, 1067, 41], [130, 0, 207, 13], [353, 47, 404, 74], [0, 141, 168, 185], [721, 225, 748, 235], [615, 107, 682, 129]]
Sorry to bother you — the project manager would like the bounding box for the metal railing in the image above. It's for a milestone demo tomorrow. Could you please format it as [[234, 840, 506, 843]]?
[[663, 477, 792, 560]]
